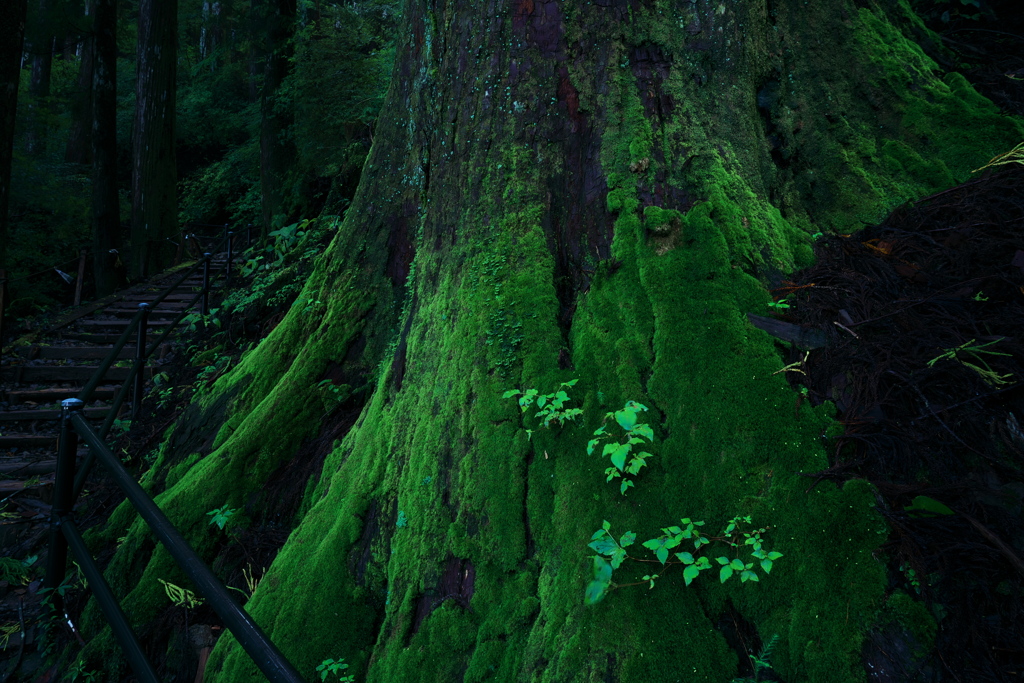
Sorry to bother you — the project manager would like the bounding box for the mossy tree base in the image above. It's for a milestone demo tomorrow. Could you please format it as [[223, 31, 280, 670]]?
[[80, 0, 1021, 681]]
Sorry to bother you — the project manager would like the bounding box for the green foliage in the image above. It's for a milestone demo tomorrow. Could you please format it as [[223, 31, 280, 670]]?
[[766, 297, 790, 310], [316, 657, 356, 682], [926, 338, 1014, 387], [66, 658, 101, 683], [585, 518, 783, 604], [396, 510, 408, 528], [0, 556, 34, 585], [730, 634, 780, 683], [587, 401, 654, 495], [502, 379, 583, 433], [158, 578, 203, 609], [206, 505, 239, 530]]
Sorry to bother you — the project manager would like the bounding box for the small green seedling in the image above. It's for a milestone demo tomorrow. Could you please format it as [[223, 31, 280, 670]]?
[[158, 578, 203, 609], [503, 379, 583, 435], [206, 506, 238, 531], [316, 657, 355, 682], [767, 297, 790, 310], [587, 401, 655, 495]]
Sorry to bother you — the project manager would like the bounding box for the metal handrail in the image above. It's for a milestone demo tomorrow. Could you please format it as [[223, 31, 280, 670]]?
[[45, 233, 304, 682]]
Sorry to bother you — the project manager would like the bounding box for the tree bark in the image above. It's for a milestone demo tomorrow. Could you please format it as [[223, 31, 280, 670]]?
[[130, 0, 178, 279], [0, 0, 27, 271], [91, 0, 121, 296], [258, 0, 296, 237], [85, 1, 1023, 681], [65, 27, 94, 165]]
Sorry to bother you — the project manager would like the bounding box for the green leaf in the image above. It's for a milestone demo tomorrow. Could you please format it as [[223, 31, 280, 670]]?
[[656, 547, 669, 565], [590, 528, 608, 540], [620, 479, 635, 495], [760, 558, 773, 574], [593, 425, 607, 436], [741, 570, 760, 583], [502, 390, 519, 399], [676, 552, 695, 564], [615, 409, 637, 431], [587, 439, 599, 456], [730, 558, 745, 571], [716, 556, 730, 565], [627, 437, 645, 445], [666, 526, 683, 535], [683, 565, 700, 586], [720, 566, 734, 583], [633, 424, 654, 441], [767, 551, 783, 560], [593, 555, 613, 583], [605, 467, 621, 481], [626, 458, 647, 475], [904, 495, 955, 518], [619, 531, 637, 548], [602, 443, 618, 457], [585, 579, 609, 605], [536, 395, 548, 409], [610, 547, 627, 570], [588, 538, 618, 555], [602, 520, 612, 532], [610, 444, 630, 471], [561, 379, 579, 387], [642, 538, 661, 551]]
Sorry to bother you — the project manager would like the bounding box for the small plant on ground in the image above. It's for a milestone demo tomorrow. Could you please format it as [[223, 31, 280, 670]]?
[[587, 400, 654, 495], [926, 338, 1014, 387], [158, 578, 203, 609], [730, 633, 779, 683], [207, 505, 239, 531], [316, 657, 355, 682]]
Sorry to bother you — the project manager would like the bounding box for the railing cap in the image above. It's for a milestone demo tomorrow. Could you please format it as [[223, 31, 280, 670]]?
[[138, 302, 151, 309], [62, 398, 85, 410]]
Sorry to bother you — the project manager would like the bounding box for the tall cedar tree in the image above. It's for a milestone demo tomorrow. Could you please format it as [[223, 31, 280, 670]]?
[[83, 1, 1023, 681], [131, 0, 178, 279], [90, 0, 120, 295], [258, 0, 296, 237], [65, 2, 95, 166], [0, 0, 27, 271]]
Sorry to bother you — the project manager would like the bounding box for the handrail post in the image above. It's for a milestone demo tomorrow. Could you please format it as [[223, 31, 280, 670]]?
[[133, 303, 150, 417], [45, 399, 84, 609], [0, 268, 7, 352], [226, 230, 234, 289], [202, 253, 211, 316]]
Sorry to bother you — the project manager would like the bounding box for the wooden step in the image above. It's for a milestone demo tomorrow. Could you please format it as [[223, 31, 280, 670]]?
[[121, 293, 198, 302], [57, 333, 160, 344], [5, 386, 119, 403], [0, 407, 110, 421], [0, 435, 58, 449], [105, 302, 189, 312], [1, 365, 152, 382], [14, 346, 135, 360], [77, 318, 173, 328], [0, 458, 59, 475], [0, 474, 54, 492]]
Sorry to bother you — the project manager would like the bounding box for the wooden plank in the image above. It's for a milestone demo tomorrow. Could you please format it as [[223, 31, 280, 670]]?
[[0, 365, 152, 382], [0, 475, 54, 492], [78, 318, 173, 327], [0, 435, 58, 449], [5, 386, 119, 403], [746, 313, 827, 350], [14, 346, 134, 360], [57, 333, 159, 344], [0, 407, 109, 421], [0, 459, 58, 475]]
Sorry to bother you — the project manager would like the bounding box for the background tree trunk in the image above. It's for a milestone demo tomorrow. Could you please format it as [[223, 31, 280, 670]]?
[[90, 0, 120, 296], [0, 0, 28, 271], [130, 0, 178, 279], [64, 28, 94, 165], [83, 0, 1023, 681], [258, 0, 296, 237], [24, 0, 55, 154]]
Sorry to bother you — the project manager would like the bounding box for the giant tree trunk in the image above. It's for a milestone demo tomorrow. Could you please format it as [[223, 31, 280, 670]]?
[[0, 0, 27, 271], [85, 0, 1022, 681], [91, 0, 121, 296], [130, 0, 178, 279], [258, 0, 296, 236]]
